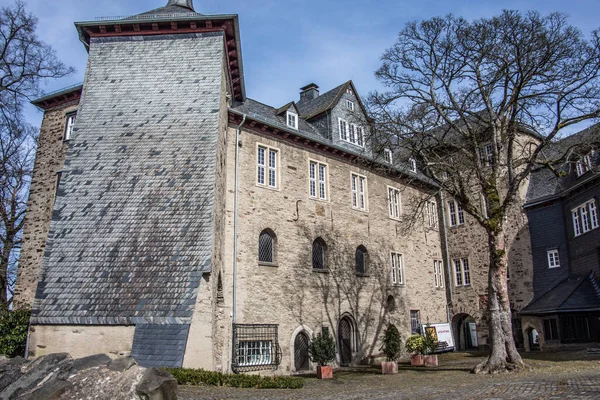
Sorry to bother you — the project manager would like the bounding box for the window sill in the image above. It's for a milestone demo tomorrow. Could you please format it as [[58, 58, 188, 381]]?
[[355, 273, 370, 278], [309, 196, 329, 203], [258, 262, 278, 267], [455, 284, 471, 288], [312, 268, 329, 274], [392, 283, 404, 288], [449, 224, 465, 229], [352, 207, 369, 214], [255, 184, 280, 192]]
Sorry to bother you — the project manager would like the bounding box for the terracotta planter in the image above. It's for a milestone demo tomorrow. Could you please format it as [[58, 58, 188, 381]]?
[[316, 365, 333, 379], [410, 354, 424, 366], [381, 361, 398, 374], [424, 354, 439, 367]]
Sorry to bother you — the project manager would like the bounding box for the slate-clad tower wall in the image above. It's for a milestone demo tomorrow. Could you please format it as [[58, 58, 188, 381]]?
[[29, 32, 226, 366]]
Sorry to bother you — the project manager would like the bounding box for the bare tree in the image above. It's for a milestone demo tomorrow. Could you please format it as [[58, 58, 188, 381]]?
[[368, 11, 600, 373], [0, 0, 73, 304]]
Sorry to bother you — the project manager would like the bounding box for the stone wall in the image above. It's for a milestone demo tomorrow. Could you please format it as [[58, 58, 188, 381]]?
[[13, 102, 77, 307], [216, 124, 448, 374]]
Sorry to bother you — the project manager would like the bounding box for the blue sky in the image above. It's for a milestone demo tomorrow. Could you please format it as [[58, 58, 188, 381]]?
[[6, 0, 600, 128]]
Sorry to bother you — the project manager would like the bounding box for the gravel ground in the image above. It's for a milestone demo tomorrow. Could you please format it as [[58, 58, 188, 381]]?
[[179, 351, 600, 400]]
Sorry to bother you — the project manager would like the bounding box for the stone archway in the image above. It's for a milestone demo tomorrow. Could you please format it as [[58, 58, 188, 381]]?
[[338, 314, 358, 366], [523, 326, 540, 352], [453, 313, 478, 351], [290, 325, 314, 373]]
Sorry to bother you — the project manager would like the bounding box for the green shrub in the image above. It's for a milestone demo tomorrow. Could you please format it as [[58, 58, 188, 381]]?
[[0, 305, 30, 358], [380, 324, 402, 361], [405, 334, 425, 355], [164, 368, 304, 389], [308, 332, 336, 366]]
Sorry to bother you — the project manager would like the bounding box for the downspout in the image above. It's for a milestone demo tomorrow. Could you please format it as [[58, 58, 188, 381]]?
[[439, 191, 453, 323], [232, 114, 247, 325]]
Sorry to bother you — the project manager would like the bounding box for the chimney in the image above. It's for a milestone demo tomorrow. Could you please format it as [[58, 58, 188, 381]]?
[[300, 83, 319, 102]]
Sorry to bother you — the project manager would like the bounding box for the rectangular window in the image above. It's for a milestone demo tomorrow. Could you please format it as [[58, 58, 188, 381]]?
[[560, 315, 591, 343], [64, 112, 76, 141], [346, 100, 355, 111], [479, 144, 494, 166], [391, 253, 403, 285], [427, 200, 438, 228], [410, 310, 420, 334], [339, 118, 364, 147], [572, 199, 599, 237], [339, 118, 348, 141], [448, 200, 464, 227], [309, 161, 327, 200], [547, 249, 560, 268], [388, 187, 401, 219], [409, 158, 417, 172], [286, 112, 298, 129], [543, 319, 559, 341], [575, 154, 592, 177], [454, 258, 470, 286], [434, 260, 444, 288], [54, 171, 62, 204], [238, 341, 272, 367], [384, 148, 393, 164], [351, 173, 367, 211], [257, 145, 278, 189]]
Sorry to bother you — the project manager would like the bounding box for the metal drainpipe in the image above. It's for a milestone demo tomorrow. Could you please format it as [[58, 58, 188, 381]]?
[[232, 114, 246, 325], [439, 191, 454, 323]]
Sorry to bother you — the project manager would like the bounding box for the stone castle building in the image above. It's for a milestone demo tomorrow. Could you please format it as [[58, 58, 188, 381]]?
[[15, 0, 452, 373]]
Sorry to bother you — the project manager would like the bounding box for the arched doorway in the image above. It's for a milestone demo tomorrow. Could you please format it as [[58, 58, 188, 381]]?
[[454, 314, 478, 351], [525, 327, 540, 351], [294, 332, 310, 371], [338, 316, 355, 366]]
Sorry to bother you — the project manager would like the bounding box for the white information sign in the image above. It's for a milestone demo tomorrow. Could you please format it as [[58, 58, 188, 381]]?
[[423, 323, 455, 352]]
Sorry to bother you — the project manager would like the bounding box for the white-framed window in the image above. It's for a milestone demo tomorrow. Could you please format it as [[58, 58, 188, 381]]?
[[309, 160, 328, 200], [448, 199, 465, 227], [338, 118, 364, 147], [237, 341, 272, 366], [409, 158, 417, 172], [575, 153, 593, 177], [479, 143, 494, 166], [351, 173, 367, 211], [481, 195, 489, 219], [434, 260, 444, 288], [454, 258, 471, 286], [346, 100, 355, 111], [346, 87, 353, 95], [391, 252, 404, 285], [388, 186, 401, 219], [257, 145, 278, 189], [572, 199, 599, 237], [64, 112, 76, 141], [547, 249, 560, 269], [427, 200, 438, 228], [384, 148, 393, 164], [286, 111, 298, 130]]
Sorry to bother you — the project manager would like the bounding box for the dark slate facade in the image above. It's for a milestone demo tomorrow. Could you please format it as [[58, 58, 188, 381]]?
[[522, 124, 600, 345], [32, 32, 225, 326]]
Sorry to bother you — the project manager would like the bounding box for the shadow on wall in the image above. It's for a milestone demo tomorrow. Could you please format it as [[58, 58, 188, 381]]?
[[282, 223, 400, 366]]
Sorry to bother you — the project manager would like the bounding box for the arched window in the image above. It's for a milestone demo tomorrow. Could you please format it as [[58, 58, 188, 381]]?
[[312, 238, 327, 270], [258, 229, 276, 264], [355, 246, 368, 275]]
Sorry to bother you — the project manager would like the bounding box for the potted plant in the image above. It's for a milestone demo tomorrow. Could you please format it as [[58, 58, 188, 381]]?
[[308, 332, 337, 379], [379, 324, 402, 374], [422, 327, 439, 367], [405, 334, 425, 366]]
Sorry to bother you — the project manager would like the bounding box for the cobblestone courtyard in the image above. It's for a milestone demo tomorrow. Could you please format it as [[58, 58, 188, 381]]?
[[180, 351, 600, 399]]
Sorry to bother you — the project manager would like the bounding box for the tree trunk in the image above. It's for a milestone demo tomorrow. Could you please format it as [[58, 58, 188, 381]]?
[[473, 229, 526, 374]]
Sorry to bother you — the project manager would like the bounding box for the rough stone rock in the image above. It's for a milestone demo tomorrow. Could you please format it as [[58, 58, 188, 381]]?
[[0, 353, 72, 399], [0, 357, 27, 393], [135, 368, 178, 400], [71, 354, 111, 373], [55, 364, 144, 399], [21, 379, 72, 400], [108, 356, 137, 372]]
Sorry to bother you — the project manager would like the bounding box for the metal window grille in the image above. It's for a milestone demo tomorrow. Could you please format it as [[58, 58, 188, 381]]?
[[356, 247, 367, 275], [410, 311, 420, 334], [258, 230, 274, 263], [232, 324, 281, 373], [312, 239, 325, 269]]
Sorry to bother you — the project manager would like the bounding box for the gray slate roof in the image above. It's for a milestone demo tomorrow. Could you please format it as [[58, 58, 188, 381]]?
[[521, 273, 600, 314], [32, 32, 225, 325]]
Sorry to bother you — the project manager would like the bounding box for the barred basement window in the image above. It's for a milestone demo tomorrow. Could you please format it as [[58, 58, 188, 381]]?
[[312, 238, 327, 270], [258, 229, 276, 264], [232, 324, 281, 372], [355, 246, 368, 275]]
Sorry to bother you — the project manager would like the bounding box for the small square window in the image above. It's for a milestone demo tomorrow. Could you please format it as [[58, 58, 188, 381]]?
[[547, 249, 560, 268]]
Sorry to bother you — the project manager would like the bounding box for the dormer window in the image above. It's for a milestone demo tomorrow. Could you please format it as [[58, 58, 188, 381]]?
[[286, 111, 298, 130], [346, 100, 355, 111], [575, 153, 593, 177], [384, 148, 393, 164], [409, 158, 417, 172]]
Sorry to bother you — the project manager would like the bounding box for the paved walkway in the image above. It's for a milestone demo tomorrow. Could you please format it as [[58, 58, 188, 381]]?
[[180, 351, 600, 399]]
